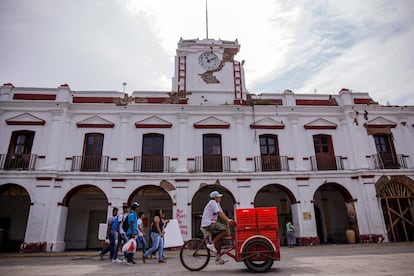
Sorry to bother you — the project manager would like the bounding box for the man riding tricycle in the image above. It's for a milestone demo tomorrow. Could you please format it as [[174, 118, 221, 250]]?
[[180, 191, 280, 272]]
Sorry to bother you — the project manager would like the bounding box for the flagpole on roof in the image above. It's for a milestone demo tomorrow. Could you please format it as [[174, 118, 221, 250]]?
[[206, 0, 209, 39]]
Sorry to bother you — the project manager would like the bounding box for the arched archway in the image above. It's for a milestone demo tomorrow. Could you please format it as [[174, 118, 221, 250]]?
[[254, 184, 297, 245], [191, 184, 235, 238], [0, 184, 31, 252], [128, 185, 173, 237], [62, 185, 108, 250], [376, 175, 414, 242], [313, 182, 357, 244]]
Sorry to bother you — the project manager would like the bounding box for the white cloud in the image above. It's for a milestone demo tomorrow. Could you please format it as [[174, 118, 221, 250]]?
[[0, 0, 413, 105]]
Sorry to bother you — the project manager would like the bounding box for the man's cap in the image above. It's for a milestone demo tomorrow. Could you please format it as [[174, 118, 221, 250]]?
[[122, 204, 129, 209], [131, 202, 140, 208], [210, 191, 223, 198]]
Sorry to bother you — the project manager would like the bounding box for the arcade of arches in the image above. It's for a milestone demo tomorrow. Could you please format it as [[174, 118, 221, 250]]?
[[63, 184, 173, 250], [2, 176, 414, 252]]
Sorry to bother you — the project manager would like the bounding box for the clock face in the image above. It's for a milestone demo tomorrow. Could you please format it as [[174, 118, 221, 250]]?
[[198, 52, 220, 71]]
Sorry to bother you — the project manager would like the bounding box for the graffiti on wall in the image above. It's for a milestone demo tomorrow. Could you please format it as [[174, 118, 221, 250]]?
[[176, 208, 188, 236]]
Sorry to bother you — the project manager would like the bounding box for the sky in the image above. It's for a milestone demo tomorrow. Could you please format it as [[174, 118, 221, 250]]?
[[0, 0, 413, 105]]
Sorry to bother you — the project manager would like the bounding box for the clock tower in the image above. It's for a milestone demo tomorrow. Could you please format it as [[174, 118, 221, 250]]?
[[171, 38, 248, 105]]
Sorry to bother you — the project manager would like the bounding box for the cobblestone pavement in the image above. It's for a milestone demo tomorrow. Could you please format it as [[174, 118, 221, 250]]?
[[0, 242, 413, 275]]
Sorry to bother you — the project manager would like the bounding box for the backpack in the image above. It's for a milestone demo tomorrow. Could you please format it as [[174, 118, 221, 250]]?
[[112, 216, 119, 232], [122, 213, 130, 232]]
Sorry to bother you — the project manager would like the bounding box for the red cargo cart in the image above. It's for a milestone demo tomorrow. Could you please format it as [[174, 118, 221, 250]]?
[[180, 207, 280, 272]]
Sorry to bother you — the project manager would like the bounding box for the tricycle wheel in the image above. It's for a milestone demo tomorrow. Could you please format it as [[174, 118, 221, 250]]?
[[242, 239, 274, 273], [180, 238, 210, 271]]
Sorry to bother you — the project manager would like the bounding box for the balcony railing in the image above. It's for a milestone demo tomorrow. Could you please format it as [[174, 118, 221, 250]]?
[[254, 155, 289, 172], [195, 156, 231, 172], [0, 154, 37, 170], [133, 156, 170, 172], [71, 155, 109, 172], [310, 155, 344, 171], [369, 153, 408, 169]]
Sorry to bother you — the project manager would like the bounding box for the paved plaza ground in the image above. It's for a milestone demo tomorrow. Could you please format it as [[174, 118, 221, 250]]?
[[0, 242, 413, 275]]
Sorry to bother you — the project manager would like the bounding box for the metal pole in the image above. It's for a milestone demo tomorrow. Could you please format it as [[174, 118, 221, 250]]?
[[206, 0, 209, 39]]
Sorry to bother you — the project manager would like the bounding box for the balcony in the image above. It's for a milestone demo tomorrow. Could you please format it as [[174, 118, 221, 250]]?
[[133, 156, 171, 172], [310, 155, 344, 171], [254, 155, 289, 172], [71, 156, 109, 172], [195, 156, 231, 172], [0, 154, 37, 170], [369, 153, 408, 169]]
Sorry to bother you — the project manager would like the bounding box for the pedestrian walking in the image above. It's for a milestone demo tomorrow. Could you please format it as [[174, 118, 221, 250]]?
[[137, 212, 147, 255], [99, 207, 120, 262], [286, 220, 296, 247], [142, 209, 167, 263], [125, 202, 139, 265]]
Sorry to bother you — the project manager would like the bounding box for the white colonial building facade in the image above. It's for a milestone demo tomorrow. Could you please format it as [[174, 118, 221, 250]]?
[[0, 38, 413, 252]]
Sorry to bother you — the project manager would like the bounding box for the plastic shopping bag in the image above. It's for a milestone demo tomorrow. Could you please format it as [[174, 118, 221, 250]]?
[[122, 238, 137, 253]]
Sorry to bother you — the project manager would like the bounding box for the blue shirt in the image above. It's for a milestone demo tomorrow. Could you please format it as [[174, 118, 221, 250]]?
[[127, 211, 138, 235]]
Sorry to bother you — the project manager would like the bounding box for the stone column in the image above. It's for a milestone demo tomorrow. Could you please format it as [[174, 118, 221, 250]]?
[[346, 111, 369, 169], [288, 114, 304, 171], [176, 113, 189, 172], [296, 184, 319, 245], [43, 109, 64, 170], [233, 113, 247, 172], [338, 113, 357, 169], [175, 183, 191, 241], [117, 112, 131, 172], [57, 112, 73, 171], [45, 202, 68, 252], [397, 113, 412, 167]]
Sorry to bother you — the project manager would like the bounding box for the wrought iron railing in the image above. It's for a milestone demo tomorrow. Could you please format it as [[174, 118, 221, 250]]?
[[195, 156, 231, 172], [254, 155, 289, 172], [0, 154, 37, 170], [133, 156, 170, 172], [310, 155, 344, 171], [71, 155, 109, 172], [369, 153, 408, 169]]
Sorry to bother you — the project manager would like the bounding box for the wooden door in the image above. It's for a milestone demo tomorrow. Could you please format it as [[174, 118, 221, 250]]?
[[81, 133, 104, 171], [141, 134, 164, 172], [313, 134, 336, 170], [374, 135, 399, 169], [203, 134, 222, 172], [259, 135, 280, 171]]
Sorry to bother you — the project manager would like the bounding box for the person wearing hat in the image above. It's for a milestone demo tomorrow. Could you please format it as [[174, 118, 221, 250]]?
[[201, 190, 234, 265], [125, 202, 140, 264]]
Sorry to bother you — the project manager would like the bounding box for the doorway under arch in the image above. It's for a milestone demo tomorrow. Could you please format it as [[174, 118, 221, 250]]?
[[254, 184, 297, 246], [128, 185, 173, 237], [313, 182, 357, 244], [376, 175, 414, 242], [62, 185, 108, 250], [0, 184, 31, 252], [191, 184, 235, 238]]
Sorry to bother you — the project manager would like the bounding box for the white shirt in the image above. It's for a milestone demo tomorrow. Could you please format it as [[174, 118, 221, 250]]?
[[118, 213, 127, 234], [137, 218, 144, 237], [201, 199, 222, 227]]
